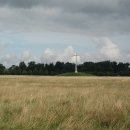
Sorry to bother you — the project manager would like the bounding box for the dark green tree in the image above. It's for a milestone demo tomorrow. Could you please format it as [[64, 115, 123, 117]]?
[[22, 70, 27, 75], [9, 65, 17, 75], [55, 61, 64, 74], [39, 69, 44, 75], [28, 61, 36, 72], [36, 63, 44, 72], [28, 70, 32, 75], [0, 64, 5, 75], [50, 71, 54, 76], [19, 61, 27, 72], [64, 62, 74, 72], [44, 69, 49, 75], [33, 68, 38, 75], [48, 63, 55, 74]]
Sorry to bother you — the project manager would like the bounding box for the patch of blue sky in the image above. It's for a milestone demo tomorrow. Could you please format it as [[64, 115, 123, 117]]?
[[0, 31, 98, 56]]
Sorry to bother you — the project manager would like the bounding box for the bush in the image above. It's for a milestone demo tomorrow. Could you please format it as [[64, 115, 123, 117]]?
[[22, 70, 27, 75]]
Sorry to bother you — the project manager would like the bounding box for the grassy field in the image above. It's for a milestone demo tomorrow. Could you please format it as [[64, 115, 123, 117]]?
[[0, 76, 130, 130], [57, 72, 94, 76]]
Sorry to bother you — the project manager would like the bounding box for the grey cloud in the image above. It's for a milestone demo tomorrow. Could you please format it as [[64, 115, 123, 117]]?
[[0, 0, 130, 36], [0, 0, 129, 15], [0, 0, 122, 12], [119, 0, 130, 14], [0, 0, 125, 16], [0, 0, 62, 8], [0, 0, 40, 8]]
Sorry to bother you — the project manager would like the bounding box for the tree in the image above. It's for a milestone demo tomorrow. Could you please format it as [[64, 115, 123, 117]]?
[[22, 70, 27, 75], [44, 70, 49, 75], [19, 61, 27, 72], [48, 63, 55, 74], [117, 62, 125, 72], [36, 63, 44, 72], [15, 66, 21, 75], [124, 63, 130, 71], [9, 65, 17, 75], [4, 69, 9, 75], [28, 61, 36, 72], [50, 71, 54, 76], [33, 68, 38, 75], [39, 69, 44, 75], [2, 60, 130, 76], [28, 70, 32, 75], [44, 64, 49, 72], [64, 62, 74, 73], [83, 62, 96, 72], [55, 61, 64, 74], [111, 61, 118, 73], [0, 64, 5, 75]]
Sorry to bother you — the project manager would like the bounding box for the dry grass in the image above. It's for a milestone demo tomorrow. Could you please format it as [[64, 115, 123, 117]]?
[[0, 76, 130, 130]]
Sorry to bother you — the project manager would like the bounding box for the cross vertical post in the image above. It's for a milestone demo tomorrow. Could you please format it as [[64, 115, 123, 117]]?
[[74, 52, 78, 73]]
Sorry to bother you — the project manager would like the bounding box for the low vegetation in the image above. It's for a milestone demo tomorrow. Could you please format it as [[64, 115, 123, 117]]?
[[0, 76, 130, 130], [57, 72, 94, 76], [0, 60, 130, 76]]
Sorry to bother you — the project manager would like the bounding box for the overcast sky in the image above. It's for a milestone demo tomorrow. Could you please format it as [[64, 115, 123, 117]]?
[[0, 0, 130, 67]]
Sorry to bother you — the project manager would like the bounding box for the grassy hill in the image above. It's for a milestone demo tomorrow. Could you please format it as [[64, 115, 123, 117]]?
[[57, 72, 94, 76]]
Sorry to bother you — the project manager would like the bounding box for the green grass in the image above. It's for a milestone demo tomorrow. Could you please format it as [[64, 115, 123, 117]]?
[[57, 72, 94, 76]]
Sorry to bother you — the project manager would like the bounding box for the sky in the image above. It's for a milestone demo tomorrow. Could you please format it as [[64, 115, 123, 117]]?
[[0, 0, 130, 68]]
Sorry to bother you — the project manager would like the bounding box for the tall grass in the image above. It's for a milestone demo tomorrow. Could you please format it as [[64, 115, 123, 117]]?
[[0, 76, 130, 130]]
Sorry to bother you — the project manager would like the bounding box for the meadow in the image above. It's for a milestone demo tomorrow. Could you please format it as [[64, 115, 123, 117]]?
[[0, 76, 130, 130]]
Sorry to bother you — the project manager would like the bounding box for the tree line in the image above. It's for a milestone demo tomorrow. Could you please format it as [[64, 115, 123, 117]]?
[[0, 60, 130, 76]]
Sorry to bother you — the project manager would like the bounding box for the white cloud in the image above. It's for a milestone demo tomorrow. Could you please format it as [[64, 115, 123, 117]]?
[[80, 52, 93, 62], [41, 48, 60, 63], [91, 37, 122, 61], [20, 50, 41, 64], [60, 46, 75, 62], [21, 50, 31, 61], [0, 42, 130, 68], [1, 53, 19, 67], [41, 46, 79, 63], [1, 46, 78, 67], [0, 50, 32, 67]]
